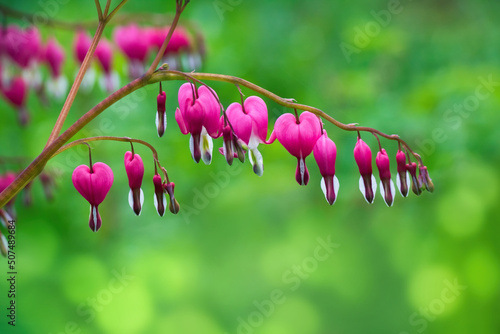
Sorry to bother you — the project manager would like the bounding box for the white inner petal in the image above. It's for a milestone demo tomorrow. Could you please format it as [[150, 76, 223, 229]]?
[[138, 188, 144, 216], [371, 175, 377, 202], [200, 128, 213, 165], [189, 135, 196, 162], [92, 206, 98, 232], [249, 147, 264, 176], [334, 175, 340, 201], [128, 189, 134, 211], [320, 177, 327, 203]]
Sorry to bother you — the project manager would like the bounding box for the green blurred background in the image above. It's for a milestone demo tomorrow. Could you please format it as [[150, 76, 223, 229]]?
[[1, 0, 499, 333]]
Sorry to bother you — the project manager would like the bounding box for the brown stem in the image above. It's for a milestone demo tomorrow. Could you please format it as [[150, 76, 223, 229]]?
[[54, 137, 162, 167], [95, 0, 104, 20]]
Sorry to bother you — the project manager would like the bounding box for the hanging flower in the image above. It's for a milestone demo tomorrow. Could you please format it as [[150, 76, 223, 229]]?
[[156, 86, 167, 137], [113, 25, 150, 78], [73, 30, 96, 92], [272, 111, 322, 185], [353, 137, 377, 203], [226, 96, 270, 176], [1, 77, 30, 126], [375, 148, 395, 207], [72, 162, 114, 232], [313, 131, 339, 205], [175, 82, 220, 164], [153, 174, 166, 217], [395, 149, 410, 197], [124, 151, 144, 216], [44, 37, 68, 99], [95, 38, 119, 92]]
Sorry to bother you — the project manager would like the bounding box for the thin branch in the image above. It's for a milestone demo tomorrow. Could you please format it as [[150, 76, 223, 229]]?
[[103, 0, 112, 17], [95, 0, 103, 20], [53, 137, 161, 166], [105, 0, 129, 24], [0, 4, 96, 29]]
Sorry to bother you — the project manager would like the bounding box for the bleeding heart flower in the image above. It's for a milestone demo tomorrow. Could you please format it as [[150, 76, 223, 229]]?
[[175, 82, 220, 164], [313, 131, 339, 205], [72, 162, 114, 232], [226, 96, 269, 176], [419, 165, 434, 193], [4, 25, 41, 69], [272, 111, 322, 185], [113, 25, 150, 78], [406, 162, 421, 195], [73, 30, 95, 92], [95, 38, 119, 92], [153, 174, 166, 217], [376, 148, 395, 207], [124, 151, 144, 216], [353, 137, 377, 203], [164, 182, 180, 214], [1, 77, 29, 126], [395, 149, 410, 197], [156, 89, 167, 137], [44, 37, 68, 99]]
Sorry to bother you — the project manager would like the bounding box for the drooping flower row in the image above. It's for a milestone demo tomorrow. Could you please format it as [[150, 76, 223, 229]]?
[[0, 23, 204, 126], [155, 82, 433, 206], [72, 150, 179, 232]]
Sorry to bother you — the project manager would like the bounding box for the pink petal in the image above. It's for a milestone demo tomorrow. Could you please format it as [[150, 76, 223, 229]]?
[[226, 102, 252, 144], [175, 107, 189, 134]]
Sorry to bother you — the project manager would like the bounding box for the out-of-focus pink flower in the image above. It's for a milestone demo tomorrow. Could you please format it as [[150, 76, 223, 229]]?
[[113, 25, 150, 78], [1, 77, 30, 126], [95, 38, 119, 92], [4, 26, 41, 69], [44, 37, 68, 99], [73, 30, 95, 92]]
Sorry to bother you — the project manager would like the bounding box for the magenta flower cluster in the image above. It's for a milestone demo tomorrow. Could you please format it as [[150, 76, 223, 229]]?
[[153, 83, 433, 206], [0, 23, 203, 126]]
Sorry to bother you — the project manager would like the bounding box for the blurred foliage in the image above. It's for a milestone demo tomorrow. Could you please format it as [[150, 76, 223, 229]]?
[[1, 0, 499, 333]]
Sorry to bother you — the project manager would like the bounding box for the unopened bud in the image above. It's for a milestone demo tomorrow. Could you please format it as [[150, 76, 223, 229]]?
[[164, 182, 180, 214]]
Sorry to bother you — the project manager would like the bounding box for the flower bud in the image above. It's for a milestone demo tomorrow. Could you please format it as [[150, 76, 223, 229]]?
[[354, 138, 377, 203], [375, 149, 395, 207], [156, 91, 167, 137], [221, 122, 234, 165], [124, 151, 145, 216], [419, 166, 434, 192], [395, 150, 409, 197], [406, 162, 421, 196], [164, 182, 180, 214], [153, 174, 166, 217], [313, 131, 339, 205]]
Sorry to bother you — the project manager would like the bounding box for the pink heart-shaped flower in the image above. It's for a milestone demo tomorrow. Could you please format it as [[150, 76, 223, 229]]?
[[72, 162, 114, 206]]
